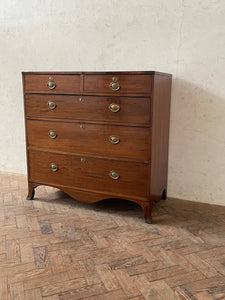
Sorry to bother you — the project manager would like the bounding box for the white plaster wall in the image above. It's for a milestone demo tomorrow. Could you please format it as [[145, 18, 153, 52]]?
[[0, 0, 224, 205]]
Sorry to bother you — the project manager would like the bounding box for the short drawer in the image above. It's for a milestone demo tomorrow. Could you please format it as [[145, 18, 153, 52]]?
[[23, 74, 81, 93], [27, 120, 149, 160], [84, 74, 152, 95], [29, 150, 148, 197], [25, 94, 150, 125]]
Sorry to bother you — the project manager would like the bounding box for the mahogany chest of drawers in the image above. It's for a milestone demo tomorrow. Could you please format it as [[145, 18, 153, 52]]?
[[23, 71, 172, 223]]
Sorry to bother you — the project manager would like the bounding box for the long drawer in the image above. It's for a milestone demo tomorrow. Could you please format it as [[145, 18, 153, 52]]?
[[25, 94, 150, 124], [29, 150, 148, 197], [27, 120, 149, 160]]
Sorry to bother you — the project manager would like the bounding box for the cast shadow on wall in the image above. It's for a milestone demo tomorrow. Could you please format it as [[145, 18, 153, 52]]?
[[168, 77, 225, 205]]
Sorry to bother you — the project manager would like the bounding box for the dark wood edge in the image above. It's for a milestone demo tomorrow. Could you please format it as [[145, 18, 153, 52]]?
[[24, 93, 151, 98], [26, 182, 38, 200], [22, 71, 172, 77], [22, 73, 31, 183], [24, 91, 153, 97], [148, 73, 172, 204]]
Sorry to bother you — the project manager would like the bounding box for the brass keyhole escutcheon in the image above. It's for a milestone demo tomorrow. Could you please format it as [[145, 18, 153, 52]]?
[[49, 163, 58, 172], [109, 170, 120, 180], [109, 135, 120, 144], [47, 101, 56, 110], [47, 76, 56, 90], [109, 76, 120, 92], [79, 97, 84, 103], [81, 157, 86, 163], [80, 124, 85, 130], [48, 130, 57, 139], [109, 103, 120, 113]]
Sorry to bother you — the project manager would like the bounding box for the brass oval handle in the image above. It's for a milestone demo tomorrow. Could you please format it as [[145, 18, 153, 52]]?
[[48, 130, 57, 139], [47, 101, 56, 110], [109, 170, 120, 180], [109, 135, 120, 144], [109, 103, 120, 113], [49, 163, 58, 172], [109, 77, 120, 91], [47, 76, 56, 90]]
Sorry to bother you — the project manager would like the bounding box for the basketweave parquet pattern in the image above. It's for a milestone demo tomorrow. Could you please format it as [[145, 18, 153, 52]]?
[[1, 171, 225, 300]]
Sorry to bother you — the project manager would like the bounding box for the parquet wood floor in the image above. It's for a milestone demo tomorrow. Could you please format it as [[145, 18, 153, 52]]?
[[0, 171, 225, 299]]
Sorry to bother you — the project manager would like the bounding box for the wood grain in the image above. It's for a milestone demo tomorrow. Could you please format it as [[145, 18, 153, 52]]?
[[9, 282, 25, 300], [25, 94, 151, 125], [84, 74, 152, 95], [26, 119, 150, 160], [149, 73, 172, 202], [0, 277, 8, 300], [28, 150, 148, 197], [24, 74, 81, 93]]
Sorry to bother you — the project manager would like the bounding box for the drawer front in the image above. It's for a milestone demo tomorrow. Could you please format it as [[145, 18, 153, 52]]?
[[84, 74, 152, 95], [24, 74, 81, 93], [25, 94, 150, 124], [29, 150, 148, 197], [27, 120, 149, 160]]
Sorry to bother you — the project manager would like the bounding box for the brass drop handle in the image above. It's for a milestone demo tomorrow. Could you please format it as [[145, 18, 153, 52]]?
[[48, 130, 57, 139], [109, 103, 120, 113], [109, 170, 120, 180], [49, 163, 58, 172], [109, 135, 120, 144], [47, 101, 56, 110], [109, 77, 120, 91], [47, 76, 56, 90]]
